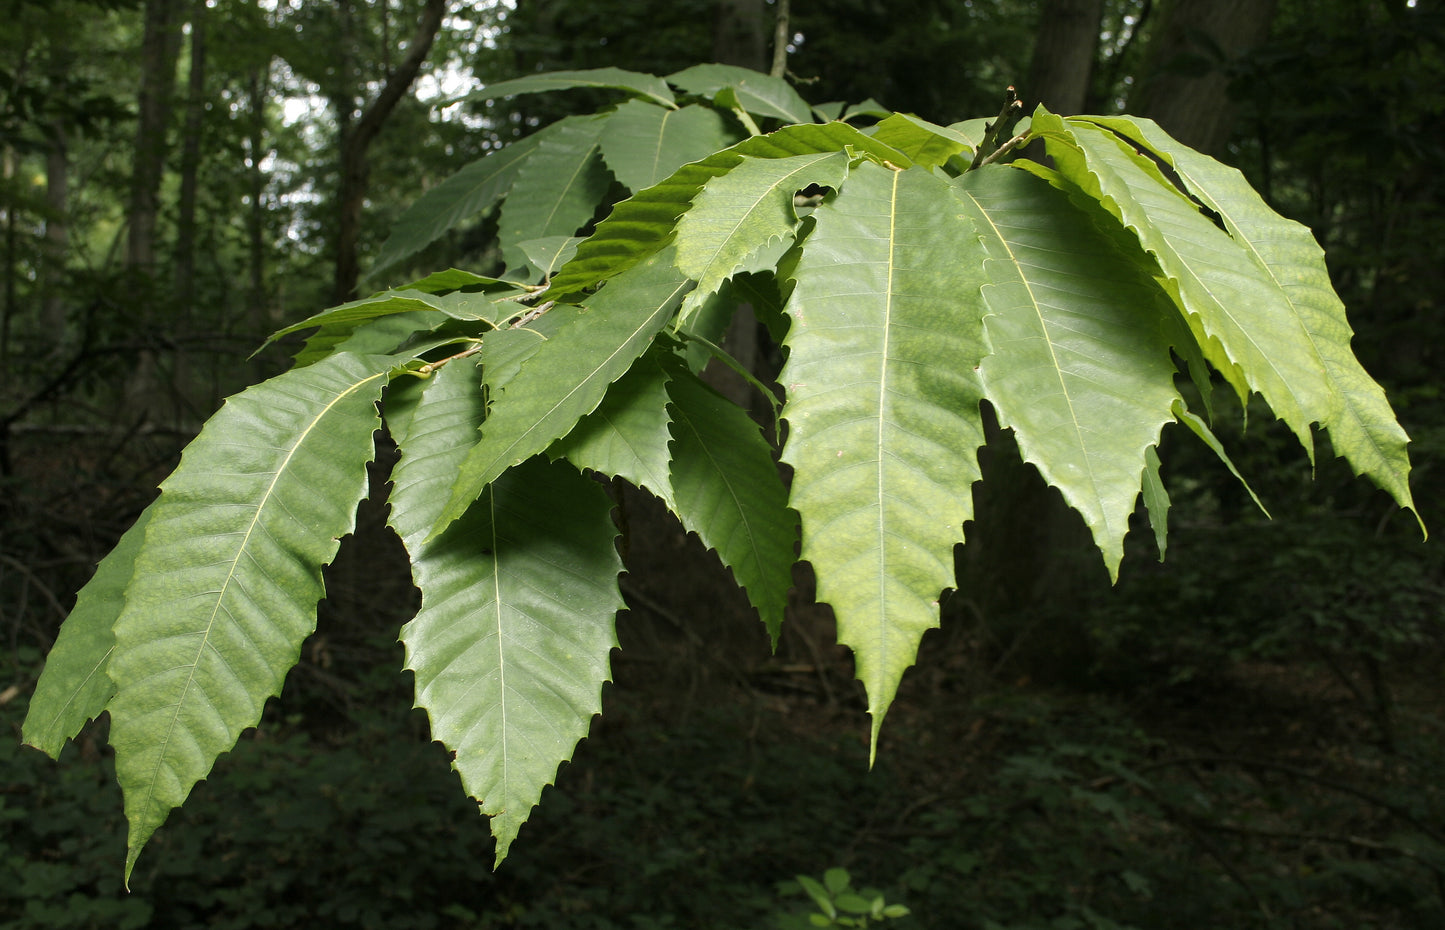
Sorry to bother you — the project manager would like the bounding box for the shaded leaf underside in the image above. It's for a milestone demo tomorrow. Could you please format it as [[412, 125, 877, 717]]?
[[780, 162, 988, 751], [953, 166, 1181, 579], [387, 361, 621, 865], [437, 248, 691, 535], [1084, 115, 1418, 527], [666, 365, 798, 643], [598, 100, 738, 192], [23, 506, 155, 757], [104, 351, 389, 881]]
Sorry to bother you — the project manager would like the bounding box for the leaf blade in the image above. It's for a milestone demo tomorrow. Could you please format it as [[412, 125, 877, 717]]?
[[598, 100, 738, 192], [780, 163, 988, 750], [675, 150, 850, 313], [387, 364, 621, 865], [667, 64, 814, 124], [23, 507, 155, 757], [369, 133, 544, 280], [1083, 114, 1419, 526], [105, 352, 389, 881], [666, 366, 798, 642], [549, 350, 677, 508], [953, 166, 1181, 579], [499, 116, 613, 272], [436, 249, 691, 534], [547, 121, 911, 300], [463, 68, 676, 108]]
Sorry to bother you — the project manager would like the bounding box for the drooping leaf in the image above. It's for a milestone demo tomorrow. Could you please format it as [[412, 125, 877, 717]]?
[[499, 115, 613, 272], [870, 113, 974, 167], [105, 351, 391, 881], [369, 133, 544, 280], [1141, 446, 1169, 560], [598, 100, 737, 192], [779, 163, 988, 751], [1084, 114, 1420, 528], [386, 363, 622, 865], [463, 67, 676, 109], [549, 350, 676, 508], [841, 98, 892, 122], [401, 268, 514, 294], [1171, 398, 1270, 518], [665, 364, 797, 643], [435, 249, 691, 535], [952, 166, 1181, 579], [23, 507, 155, 758], [292, 311, 445, 368], [1033, 111, 1328, 454], [548, 122, 911, 301], [674, 150, 850, 318], [667, 64, 814, 124], [266, 287, 509, 351]]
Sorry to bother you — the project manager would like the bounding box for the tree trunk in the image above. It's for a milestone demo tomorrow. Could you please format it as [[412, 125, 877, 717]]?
[[713, 0, 766, 69], [705, 0, 769, 410], [246, 67, 270, 334], [1025, 0, 1105, 115], [128, 0, 183, 272], [1128, 0, 1278, 155], [42, 127, 69, 338], [332, 0, 447, 304], [174, 0, 207, 317], [951, 0, 1113, 687]]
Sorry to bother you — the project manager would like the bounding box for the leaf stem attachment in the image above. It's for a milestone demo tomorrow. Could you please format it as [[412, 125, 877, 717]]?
[[968, 85, 1024, 170]]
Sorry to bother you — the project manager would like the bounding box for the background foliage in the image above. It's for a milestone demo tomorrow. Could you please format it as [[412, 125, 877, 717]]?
[[4, 0, 1443, 927]]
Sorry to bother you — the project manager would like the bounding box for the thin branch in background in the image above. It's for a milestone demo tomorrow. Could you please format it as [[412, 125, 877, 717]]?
[[770, 0, 791, 79]]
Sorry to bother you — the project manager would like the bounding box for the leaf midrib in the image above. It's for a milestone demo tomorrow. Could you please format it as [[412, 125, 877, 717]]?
[[135, 367, 386, 826]]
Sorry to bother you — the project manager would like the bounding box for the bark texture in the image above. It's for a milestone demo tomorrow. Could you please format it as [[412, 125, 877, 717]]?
[[332, 0, 447, 303], [1025, 0, 1105, 115], [128, 0, 183, 271], [1129, 0, 1278, 155]]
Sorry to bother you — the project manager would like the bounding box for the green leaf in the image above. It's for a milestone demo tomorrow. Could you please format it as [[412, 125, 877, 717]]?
[[667, 64, 814, 124], [369, 133, 544, 280], [549, 350, 676, 508], [436, 249, 691, 535], [548, 121, 911, 301], [796, 875, 835, 917], [401, 268, 513, 294], [386, 364, 622, 865], [500, 115, 613, 272], [598, 100, 737, 192], [665, 365, 797, 643], [518, 236, 583, 280], [947, 117, 992, 148], [292, 311, 444, 368], [780, 163, 987, 753], [952, 166, 1181, 580], [841, 98, 892, 122], [823, 867, 852, 894], [465, 67, 677, 109], [675, 150, 850, 317], [871, 113, 974, 167], [105, 351, 391, 882], [266, 288, 508, 351], [1171, 398, 1269, 518], [1083, 114, 1419, 528], [22, 507, 154, 758], [835, 894, 874, 915], [1034, 111, 1327, 453], [1141, 446, 1169, 561]]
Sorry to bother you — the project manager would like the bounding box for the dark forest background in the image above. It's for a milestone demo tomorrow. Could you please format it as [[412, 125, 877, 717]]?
[[3, 1, 1444, 927]]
